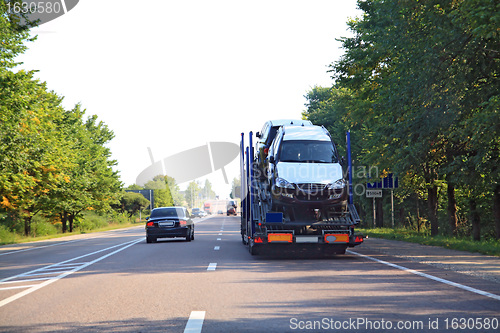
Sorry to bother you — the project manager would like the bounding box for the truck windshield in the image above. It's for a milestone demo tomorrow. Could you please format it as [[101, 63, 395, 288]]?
[[279, 140, 338, 163]]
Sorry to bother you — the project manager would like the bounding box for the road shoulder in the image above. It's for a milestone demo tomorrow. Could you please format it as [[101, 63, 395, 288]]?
[[361, 237, 500, 284]]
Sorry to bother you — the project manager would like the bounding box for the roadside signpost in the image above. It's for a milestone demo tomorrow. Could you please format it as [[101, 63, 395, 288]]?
[[367, 174, 399, 228]]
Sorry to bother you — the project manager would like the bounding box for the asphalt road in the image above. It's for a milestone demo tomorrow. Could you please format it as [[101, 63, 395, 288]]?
[[0, 216, 499, 332]]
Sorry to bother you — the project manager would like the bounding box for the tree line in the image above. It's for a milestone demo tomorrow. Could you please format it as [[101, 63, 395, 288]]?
[[302, 0, 499, 240], [0, 4, 220, 237], [0, 2, 124, 235]]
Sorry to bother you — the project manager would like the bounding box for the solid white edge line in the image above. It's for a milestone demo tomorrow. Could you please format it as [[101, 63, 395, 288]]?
[[184, 311, 205, 333], [0, 227, 142, 257], [0, 238, 143, 308], [347, 250, 500, 301], [0, 284, 39, 291], [207, 263, 217, 271]]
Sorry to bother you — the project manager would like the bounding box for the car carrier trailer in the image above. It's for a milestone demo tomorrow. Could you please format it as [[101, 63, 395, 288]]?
[[240, 130, 364, 255]]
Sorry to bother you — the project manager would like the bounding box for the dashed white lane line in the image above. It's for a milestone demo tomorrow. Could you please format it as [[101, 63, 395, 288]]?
[[207, 263, 217, 271], [218, 233, 222, 235], [214, 246, 220, 251], [184, 311, 205, 333], [347, 250, 500, 301], [217, 238, 221, 241]]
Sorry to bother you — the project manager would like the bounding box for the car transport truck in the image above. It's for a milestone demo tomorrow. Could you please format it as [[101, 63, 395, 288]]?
[[240, 124, 364, 255]]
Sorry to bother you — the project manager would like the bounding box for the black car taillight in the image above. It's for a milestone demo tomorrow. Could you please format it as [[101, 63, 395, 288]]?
[[179, 220, 187, 226], [146, 221, 154, 227]]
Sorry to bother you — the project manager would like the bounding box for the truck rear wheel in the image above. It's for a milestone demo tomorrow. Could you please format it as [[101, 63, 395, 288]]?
[[249, 240, 260, 255]]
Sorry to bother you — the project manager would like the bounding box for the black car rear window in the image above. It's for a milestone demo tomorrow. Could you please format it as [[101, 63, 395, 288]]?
[[151, 208, 184, 218]]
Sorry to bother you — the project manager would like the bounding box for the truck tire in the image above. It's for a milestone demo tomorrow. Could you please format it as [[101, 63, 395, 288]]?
[[248, 240, 259, 255]]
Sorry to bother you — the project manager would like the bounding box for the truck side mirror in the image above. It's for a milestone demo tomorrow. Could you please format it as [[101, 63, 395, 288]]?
[[269, 156, 275, 164], [256, 132, 261, 138]]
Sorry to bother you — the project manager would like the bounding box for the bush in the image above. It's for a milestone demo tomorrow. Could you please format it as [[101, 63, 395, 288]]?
[[0, 224, 17, 245], [31, 221, 58, 237], [75, 212, 108, 232]]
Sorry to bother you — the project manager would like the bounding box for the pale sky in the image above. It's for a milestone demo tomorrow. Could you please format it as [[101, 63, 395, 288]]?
[[16, 0, 361, 198]]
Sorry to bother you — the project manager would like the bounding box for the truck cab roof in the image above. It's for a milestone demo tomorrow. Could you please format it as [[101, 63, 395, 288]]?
[[281, 125, 331, 141]]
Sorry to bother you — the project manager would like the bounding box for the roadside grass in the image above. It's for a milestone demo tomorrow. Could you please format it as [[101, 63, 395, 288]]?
[[359, 227, 500, 257]]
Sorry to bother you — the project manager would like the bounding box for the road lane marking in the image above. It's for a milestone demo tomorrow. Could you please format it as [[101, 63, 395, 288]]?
[[184, 311, 205, 333], [207, 263, 217, 271], [217, 238, 221, 241], [214, 246, 220, 251], [218, 233, 222, 235], [0, 238, 143, 308], [347, 250, 500, 301]]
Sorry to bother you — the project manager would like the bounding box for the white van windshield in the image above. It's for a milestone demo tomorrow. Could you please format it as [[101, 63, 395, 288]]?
[[279, 140, 338, 163]]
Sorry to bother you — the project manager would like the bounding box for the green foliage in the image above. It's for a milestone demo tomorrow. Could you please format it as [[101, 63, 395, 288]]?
[[0, 4, 123, 236], [120, 192, 150, 217], [75, 211, 111, 232], [304, 0, 499, 240], [0, 224, 17, 244], [0, 1, 38, 69], [144, 175, 174, 208], [185, 181, 201, 209]]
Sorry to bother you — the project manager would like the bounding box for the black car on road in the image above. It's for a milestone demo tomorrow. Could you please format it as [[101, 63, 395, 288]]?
[[146, 207, 194, 243]]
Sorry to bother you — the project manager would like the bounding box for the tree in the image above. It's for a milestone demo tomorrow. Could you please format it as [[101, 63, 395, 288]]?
[[144, 175, 174, 208], [0, 70, 75, 235], [185, 181, 201, 209], [0, 1, 37, 69], [202, 179, 216, 201], [325, 0, 499, 238], [49, 106, 123, 232], [120, 192, 150, 218]]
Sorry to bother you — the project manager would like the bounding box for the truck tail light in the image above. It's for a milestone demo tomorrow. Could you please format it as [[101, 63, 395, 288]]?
[[255, 236, 264, 243], [263, 148, 269, 155], [355, 236, 364, 243]]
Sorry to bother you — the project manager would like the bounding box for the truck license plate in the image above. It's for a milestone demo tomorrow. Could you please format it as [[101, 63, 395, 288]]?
[[268, 234, 293, 243]]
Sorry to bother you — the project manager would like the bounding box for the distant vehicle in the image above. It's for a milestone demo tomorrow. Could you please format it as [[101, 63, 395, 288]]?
[[255, 119, 312, 178], [227, 200, 237, 216], [217, 210, 223, 215], [145, 207, 194, 243], [199, 210, 207, 217], [204, 202, 212, 214], [191, 208, 203, 218]]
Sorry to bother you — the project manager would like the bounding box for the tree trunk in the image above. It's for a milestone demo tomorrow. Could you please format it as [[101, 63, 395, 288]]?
[[447, 183, 458, 236], [23, 214, 32, 236], [69, 213, 75, 233], [60, 212, 68, 233], [470, 199, 481, 241], [399, 206, 405, 227], [416, 195, 421, 233], [376, 197, 384, 228], [494, 184, 500, 240], [428, 185, 439, 236]]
